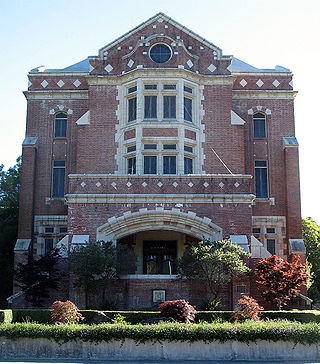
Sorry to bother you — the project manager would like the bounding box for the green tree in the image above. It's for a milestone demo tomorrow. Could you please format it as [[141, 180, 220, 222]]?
[[178, 240, 250, 308], [69, 241, 136, 308], [302, 217, 320, 301], [0, 158, 20, 307]]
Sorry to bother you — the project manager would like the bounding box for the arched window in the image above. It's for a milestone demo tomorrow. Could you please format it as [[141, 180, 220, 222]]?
[[253, 112, 266, 138], [54, 113, 67, 138]]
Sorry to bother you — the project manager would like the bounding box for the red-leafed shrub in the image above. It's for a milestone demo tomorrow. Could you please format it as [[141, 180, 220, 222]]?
[[158, 299, 196, 323], [231, 295, 264, 322], [51, 300, 84, 324]]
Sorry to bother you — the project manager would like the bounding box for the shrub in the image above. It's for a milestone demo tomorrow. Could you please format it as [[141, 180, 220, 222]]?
[[51, 301, 84, 324], [158, 299, 196, 323], [231, 295, 264, 322], [13, 309, 51, 323], [200, 299, 221, 311], [0, 310, 13, 324]]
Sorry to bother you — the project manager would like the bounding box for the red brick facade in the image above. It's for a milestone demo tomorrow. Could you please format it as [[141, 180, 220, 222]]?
[[14, 13, 305, 309]]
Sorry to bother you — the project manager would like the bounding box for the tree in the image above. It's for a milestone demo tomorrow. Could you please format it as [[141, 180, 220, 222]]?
[[255, 254, 308, 309], [69, 241, 136, 308], [0, 157, 20, 307], [15, 248, 62, 306], [178, 240, 250, 307], [302, 217, 320, 301]]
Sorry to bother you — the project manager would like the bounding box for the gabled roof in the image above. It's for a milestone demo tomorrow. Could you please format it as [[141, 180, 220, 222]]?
[[98, 12, 223, 57]]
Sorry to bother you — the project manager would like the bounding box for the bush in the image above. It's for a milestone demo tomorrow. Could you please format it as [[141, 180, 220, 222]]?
[[12, 309, 51, 323], [51, 301, 84, 324], [0, 310, 13, 324], [158, 300, 196, 323], [231, 295, 264, 322]]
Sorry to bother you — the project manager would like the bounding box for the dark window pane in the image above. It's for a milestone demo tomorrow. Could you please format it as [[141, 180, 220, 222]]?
[[45, 239, 54, 254], [127, 145, 136, 152], [52, 162, 65, 197], [143, 240, 177, 274], [54, 113, 67, 138], [163, 156, 176, 174], [184, 157, 193, 174], [60, 227, 67, 233], [144, 96, 157, 118], [144, 144, 157, 150], [149, 44, 171, 63], [184, 86, 193, 93], [184, 145, 193, 153], [144, 156, 157, 174], [266, 228, 275, 234], [163, 144, 176, 150], [184, 97, 192, 122], [255, 160, 267, 167], [128, 86, 137, 93], [163, 84, 176, 90], [255, 161, 268, 198], [253, 113, 266, 138], [45, 227, 54, 233], [144, 84, 157, 90], [267, 239, 276, 255], [252, 228, 261, 234], [163, 96, 176, 118], [128, 97, 137, 122], [128, 157, 136, 174]]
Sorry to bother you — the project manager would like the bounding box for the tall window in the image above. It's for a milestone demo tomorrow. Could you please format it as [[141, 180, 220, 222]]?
[[267, 239, 276, 255], [128, 98, 137, 122], [144, 96, 157, 118], [184, 97, 192, 122], [255, 160, 268, 198], [52, 161, 65, 197], [143, 240, 177, 274], [163, 156, 176, 174], [163, 96, 176, 119], [253, 113, 266, 138], [184, 157, 193, 174], [127, 157, 136, 174], [54, 113, 67, 138], [144, 156, 157, 174]]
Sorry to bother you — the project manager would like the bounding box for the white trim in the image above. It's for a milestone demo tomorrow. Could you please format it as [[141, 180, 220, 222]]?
[[68, 173, 252, 179], [120, 274, 179, 279], [233, 90, 297, 99], [232, 72, 292, 76], [23, 90, 88, 100]]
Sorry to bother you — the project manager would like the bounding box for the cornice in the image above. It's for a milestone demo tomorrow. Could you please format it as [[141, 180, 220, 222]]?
[[23, 90, 89, 100], [68, 173, 252, 179], [232, 90, 297, 99]]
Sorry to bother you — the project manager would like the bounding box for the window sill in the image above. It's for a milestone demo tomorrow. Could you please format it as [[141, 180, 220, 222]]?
[[119, 274, 179, 279]]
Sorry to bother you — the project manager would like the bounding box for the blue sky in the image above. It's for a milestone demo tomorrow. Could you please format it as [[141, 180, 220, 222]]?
[[1, 0, 319, 223]]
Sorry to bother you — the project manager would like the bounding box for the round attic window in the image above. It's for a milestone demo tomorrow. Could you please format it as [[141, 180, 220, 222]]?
[[149, 43, 171, 63]]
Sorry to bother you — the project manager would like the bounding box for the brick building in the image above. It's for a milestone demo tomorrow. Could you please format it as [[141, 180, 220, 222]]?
[[14, 13, 306, 309]]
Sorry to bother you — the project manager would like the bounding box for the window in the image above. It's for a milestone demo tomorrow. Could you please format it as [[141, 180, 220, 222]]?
[[184, 157, 193, 174], [163, 156, 176, 174], [266, 227, 275, 234], [163, 144, 176, 150], [145, 84, 157, 90], [149, 44, 172, 63], [54, 113, 67, 138], [236, 285, 246, 294], [144, 156, 157, 174], [143, 241, 177, 274], [128, 97, 137, 122], [184, 97, 192, 122], [163, 84, 176, 90], [163, 96, 176, 119], [184, 145, 193, 153], [144, 144, 157, 150], [45, 238, 54, 254], [52, 160, 65, 198], [144, 96, 157, 118], [184, 86, 193, 93], [253, 113, 266, 138], [252, 228, 261, 234], [127, 145, 136, 153], [45, 227, 54, 233], [255, 160, 268, 198], [128, 86, 137, 93], [128, 157, 136, 174], [267, 239, 276, 255], [59, 227, 67, 233]]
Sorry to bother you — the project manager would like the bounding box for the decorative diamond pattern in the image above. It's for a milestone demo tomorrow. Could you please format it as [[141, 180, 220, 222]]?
[[57, 80, 65, 88], [234, 182, 240, 188], [111, 182, 117, 189], [73, 79, 81, 87], [41, 80, 48, 88], [67, 109, 73, 115], [142, 182, 148, 187], [187, 59, 193, 68], [126, 182, 132, 187], [28, 80, 32, 88], [240, 79, 247, 87], [157, 182, 163, 187], [127, 59, 134, 68], [256, 79, 264, 87], [203, 182, 209, 187], [188, 182, 194, 187], [49, 109, 55, 115], [272, 79, 280, 87], [96, 182, 101, 187], [80, 182, 86, 187], [289, 80, 293, 87], [172, 182, 178, 188], [207, 64, 216, 73], [104, 64, 113, 73], [219, 182, 224, 188]]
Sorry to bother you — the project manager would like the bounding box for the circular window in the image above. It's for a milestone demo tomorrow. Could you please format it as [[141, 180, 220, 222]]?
[[149, 43, 172, 63]]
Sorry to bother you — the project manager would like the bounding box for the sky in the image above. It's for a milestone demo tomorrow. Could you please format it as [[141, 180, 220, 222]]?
[[0, 0, 319, 224]]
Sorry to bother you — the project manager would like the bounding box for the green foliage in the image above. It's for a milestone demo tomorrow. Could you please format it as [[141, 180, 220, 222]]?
[[255, 254, 308, 309], [51, 301, 84, 324], [113, 313, 128, 324], [15, 248, 62, 306], [0, 310, 13, 323], [178, 240, 250, 301], [302, 217, 320, 301], [2, 321, 320, 345], [12, 309, 51, 323], [0, 158, 20, 307]]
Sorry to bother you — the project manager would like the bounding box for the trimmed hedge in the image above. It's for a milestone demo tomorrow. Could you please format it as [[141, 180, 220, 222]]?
[[11, 309, 320, 324], [1, 321, 320, 345], [0, 310, 13, 324]]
